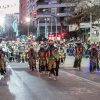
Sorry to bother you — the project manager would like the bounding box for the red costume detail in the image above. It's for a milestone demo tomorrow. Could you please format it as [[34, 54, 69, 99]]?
[[74, 46, 84, 55], [88, 44, 98, 59], [27, 50, 35, 58], [37, 49, 47, 59], [30, 44, 33, 47]]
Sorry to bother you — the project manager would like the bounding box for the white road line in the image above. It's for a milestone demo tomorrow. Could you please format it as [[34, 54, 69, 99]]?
[[7, 64, 100, 88], [60, 70, 100, 88]]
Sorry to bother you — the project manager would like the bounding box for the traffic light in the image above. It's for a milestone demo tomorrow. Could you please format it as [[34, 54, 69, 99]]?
[[33, 11, 37, 18], [61, 32, 65, 37]]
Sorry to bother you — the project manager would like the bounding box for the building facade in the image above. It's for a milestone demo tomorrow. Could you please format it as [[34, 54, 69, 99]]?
[[4, 14, 19, 40], [19, 0, 27, 23], [27, 0, 75, 38]]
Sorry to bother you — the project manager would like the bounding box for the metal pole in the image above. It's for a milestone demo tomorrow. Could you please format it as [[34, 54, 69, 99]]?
[[90, 13, 92, 43], [8, 27, 9, 40], [28, 22, 29, 36], [55, 9, 57, 41], [51, 20, 52, 34]]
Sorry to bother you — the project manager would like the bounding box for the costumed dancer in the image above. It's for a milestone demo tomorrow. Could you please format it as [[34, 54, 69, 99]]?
[[12, 40, 17, 62], [73, 39, 84, 70], [7, 42, 13, 62], [1, 41, 7, 53], [60, 40, 66, 61], [0, 45, 7, 76], [27, 44, 37, 71], [88, 44, 99, 73], [47, 40, 59, 80], [18, 39, 26, 63], [37, 43, 47, 74], [59, 46, 65, 64]]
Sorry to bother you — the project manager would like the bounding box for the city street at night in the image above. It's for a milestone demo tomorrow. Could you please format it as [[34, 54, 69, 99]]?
[[0, 56, 100, 100], [0, 0, 100, 100]]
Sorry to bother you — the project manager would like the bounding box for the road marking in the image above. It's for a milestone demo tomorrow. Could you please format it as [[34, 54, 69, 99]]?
[[7, 64, 100, 88], [60, 70, 100, 88], [7, 65, 11, 68]]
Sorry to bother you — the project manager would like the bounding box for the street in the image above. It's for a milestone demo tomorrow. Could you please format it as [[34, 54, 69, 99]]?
[[0, 56, 100, 100]]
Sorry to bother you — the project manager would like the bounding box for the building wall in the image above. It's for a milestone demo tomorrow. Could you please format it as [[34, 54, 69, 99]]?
[[14, 13, 19, 22], [26, 0, 75, 36], [4, 14, 16, 39], [19, 0, 27, 23]]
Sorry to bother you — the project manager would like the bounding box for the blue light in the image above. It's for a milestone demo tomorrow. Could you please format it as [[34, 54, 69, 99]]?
[[48, 2, 51, 5]]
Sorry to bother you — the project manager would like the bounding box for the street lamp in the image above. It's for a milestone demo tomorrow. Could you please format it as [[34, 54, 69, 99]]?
[[26, 17, 30, 36]]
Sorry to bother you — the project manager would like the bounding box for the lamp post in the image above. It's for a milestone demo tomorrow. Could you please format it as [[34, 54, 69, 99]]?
[[55, 12, 58, 41], [26, 17, 30, 36], [43, 8, 57, 41]]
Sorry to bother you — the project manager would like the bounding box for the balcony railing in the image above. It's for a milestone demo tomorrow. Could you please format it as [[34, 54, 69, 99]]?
[[32, 12, 70, 21], [34, 22, 68, 27], [34, 3, 76, 11]]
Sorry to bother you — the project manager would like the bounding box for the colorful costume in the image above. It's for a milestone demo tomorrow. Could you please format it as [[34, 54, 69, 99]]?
[[18, 40, 26, 63], [73, 39, 84, 70], [7, 43, 13, 62], [59, 45, 66, 63], [0, 46, 7, 76], [37, 43, 47, 74], [27, 44, 37, 71], [12, 41, 18, 61], [47, 40, 60, 80], [88, 44, 99, 73]]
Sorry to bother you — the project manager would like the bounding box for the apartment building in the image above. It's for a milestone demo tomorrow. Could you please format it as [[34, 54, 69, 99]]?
[[4, 14, 18, 40], [19, 0, 27, 23], [27, 0, 76, 36]]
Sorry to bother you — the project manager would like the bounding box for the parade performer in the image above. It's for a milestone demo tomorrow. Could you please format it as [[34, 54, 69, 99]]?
[[7, 42, 13, 62], [37, 43, 47, 74], [1, 41, 6, 53], [59, 46, 65, 64], [12, 40, 17, 62], [88, 44, 99, 73], [73, 39, 84, 70], [0, 46, 7, 76], [18, 39, 26, 63], [47, 40, 59, 80], [27, 44, 37, 71]]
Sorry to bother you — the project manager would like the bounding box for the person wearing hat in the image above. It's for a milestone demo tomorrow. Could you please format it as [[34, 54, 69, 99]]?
[[37, 43, 48, 74], [7, 42, 13, 62], [47, 40, 59, 80], [59, 43, 66, 64], [88, 44, 99, 73], [27, 44, 37, 71], [0, 45, 8, 76], [11, 40, 18, 62], [18, 39, 26, 63], [73, 39, 84, 70]]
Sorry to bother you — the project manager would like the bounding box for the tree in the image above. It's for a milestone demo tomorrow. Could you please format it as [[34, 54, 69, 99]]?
[[66, 0, 100, 26], [58, 0, 83, 37], [61, 0, 100, 40]]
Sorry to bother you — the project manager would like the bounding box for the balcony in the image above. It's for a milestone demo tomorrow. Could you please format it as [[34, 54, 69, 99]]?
[[34, 22, 68, 27], [32, 12, 70, 21], [34, 3, 76, 11]]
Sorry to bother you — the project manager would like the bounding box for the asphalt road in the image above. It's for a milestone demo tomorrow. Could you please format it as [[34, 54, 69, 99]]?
[[0, 56, 100, 100]]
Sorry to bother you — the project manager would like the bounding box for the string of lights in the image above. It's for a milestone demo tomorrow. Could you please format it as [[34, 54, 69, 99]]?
[[0, 4, 17, 9]]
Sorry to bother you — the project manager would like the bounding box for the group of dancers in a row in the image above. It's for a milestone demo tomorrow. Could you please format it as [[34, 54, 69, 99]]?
[[27, 39, 66, 80], [0, 39, 66, 80], [0, 38, 99, 78]]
